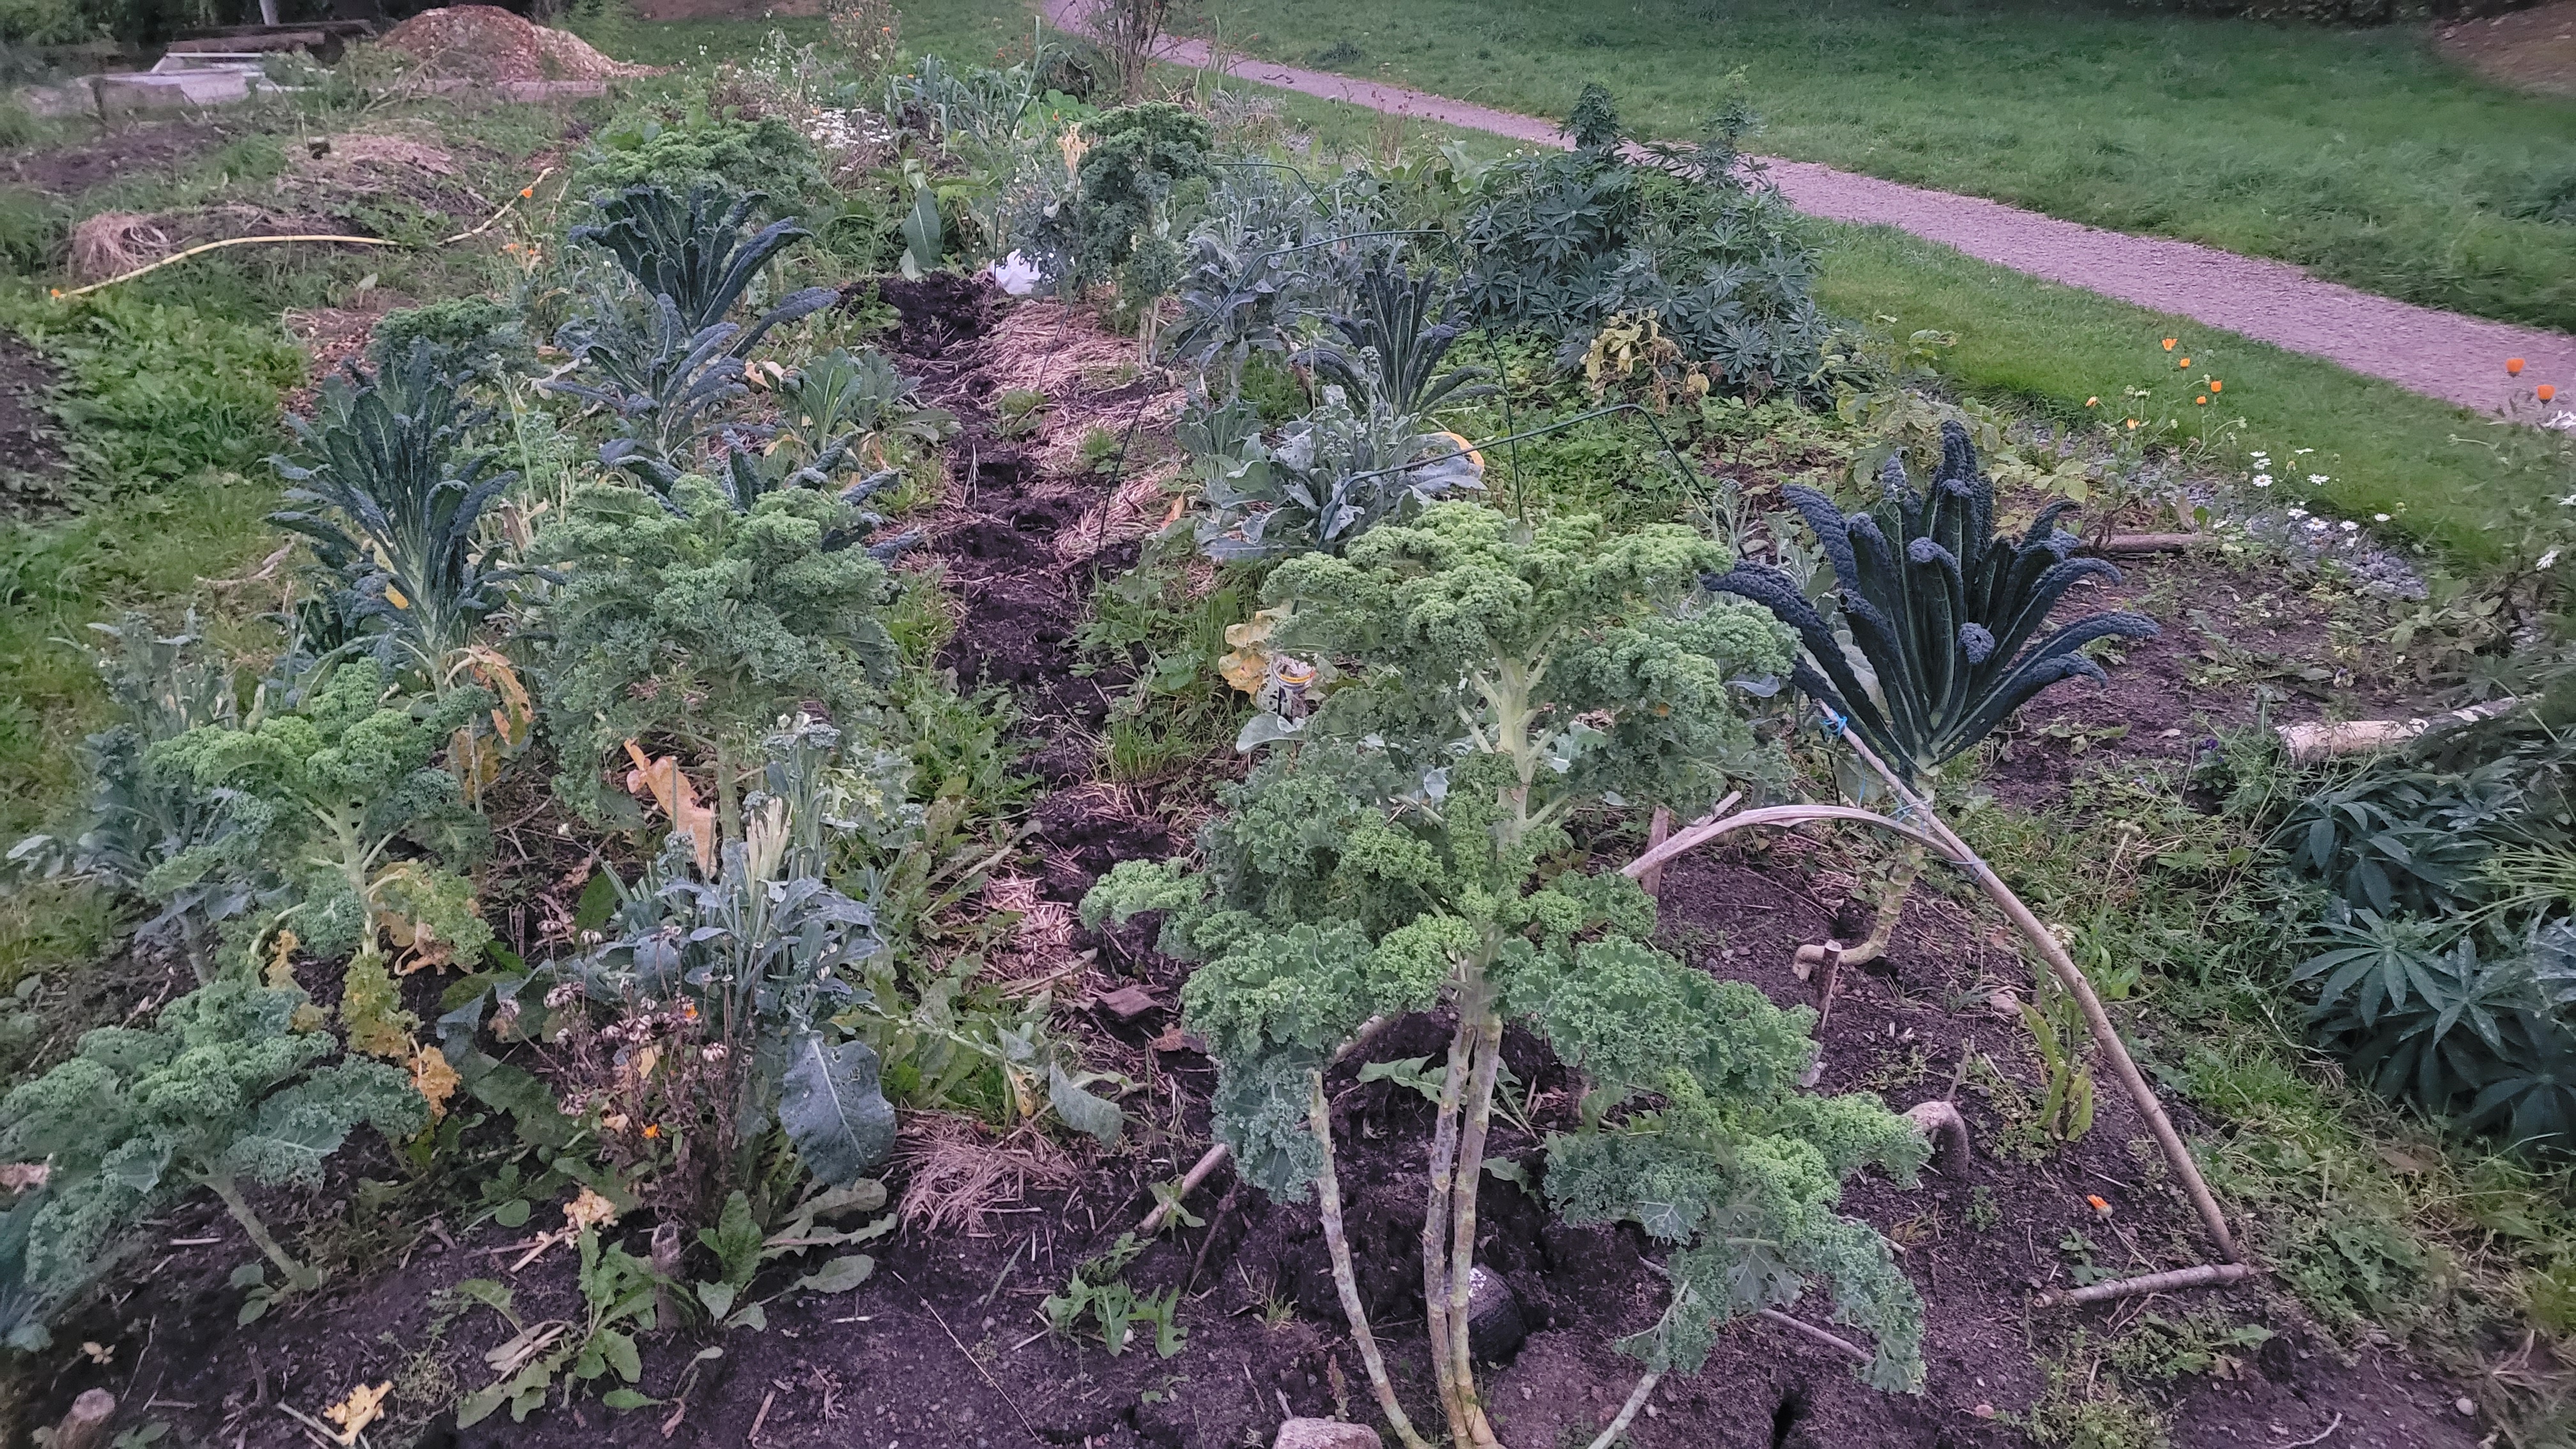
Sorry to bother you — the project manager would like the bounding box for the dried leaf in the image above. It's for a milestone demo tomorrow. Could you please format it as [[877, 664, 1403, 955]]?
[[411, 1046, 463, 1119], [0, 1162, 47, 1195], [622, 741, 717, 875], [324, 1380, 392, 1445], [564, 1187, 618, 1234]]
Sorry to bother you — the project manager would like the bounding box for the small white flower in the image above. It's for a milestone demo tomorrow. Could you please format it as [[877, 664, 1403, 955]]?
[[2308, 473, 2329, 485], [2548, 411, 2576, 433], [2542, 547, 2563, 571], [2340, 520, 2358, 532], [2559, 493, 2576, 507], [2308, 519, 2327, 531], [2287, 507, 2307, 518], [2252, 473, 2273, 487], [2295, 448, 2314, 454], [2374, 513, 2391, 522]]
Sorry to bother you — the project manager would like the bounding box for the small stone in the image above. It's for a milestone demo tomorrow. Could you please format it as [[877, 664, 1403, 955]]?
[[1275, 1420, 1381, 1449], [1466, 1265, 1528, 1363], [2456, 1397, 2477, 1416], [1971, 1404, 1997, 1420]]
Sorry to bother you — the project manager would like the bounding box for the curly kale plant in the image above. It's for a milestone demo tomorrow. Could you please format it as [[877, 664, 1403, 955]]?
[[1087, 506, 1925, 1443], [529, 477, 901, 839], [0, 977, 424, 1302], [8, 616, 247, 979], [1020, 102, 1211, 300], [1460, 84, 1828, 397], [271, 342, 518, 671], [150, 657, 493, 1055]]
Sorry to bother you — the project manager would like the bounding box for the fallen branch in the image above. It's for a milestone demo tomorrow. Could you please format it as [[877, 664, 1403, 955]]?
[[1583, 1369, 1662, 1449], [1757, 1307, 1870, 1363], [439, 164, 555, 245], [1625, 723, 2242, 1264], [2034, 1262, 2258, 1308], [1637, 791, 1738, 900], [56, 233, 396, 299], [2276, 698, 2520, 764]]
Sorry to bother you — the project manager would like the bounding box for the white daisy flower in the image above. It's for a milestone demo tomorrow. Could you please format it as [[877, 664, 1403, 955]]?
[[2374, 513, 2391, 522], [2308, 473, 2329, 485], [2340, 520, 2358, 532], [2252, 473, 2273, 487], [2287, 507, 2307, 518]]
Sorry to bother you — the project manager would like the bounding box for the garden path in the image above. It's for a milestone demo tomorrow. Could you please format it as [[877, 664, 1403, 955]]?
[[1052, 1, 2576, 416]]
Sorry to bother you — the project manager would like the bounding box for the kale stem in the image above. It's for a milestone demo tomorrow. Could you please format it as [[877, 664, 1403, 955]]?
[[1445, 1004, 1508, 1449], [1309, 1071, 1435, 1449], [201, 1169, 319, 1291], [1419, 1007, 1476, 1441]]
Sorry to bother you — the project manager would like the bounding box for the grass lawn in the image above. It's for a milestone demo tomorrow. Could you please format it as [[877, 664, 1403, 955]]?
[[1185, 0, 2576, 335]]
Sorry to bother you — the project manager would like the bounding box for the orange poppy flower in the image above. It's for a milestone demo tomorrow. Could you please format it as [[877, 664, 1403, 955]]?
[[2542, 385, 2559, 402], [2507, 358, 2526, 376], [2162, 338, 2177, 351], [520, 186, 534, 199], [2086, 1194, 2112, 1217], [2085, 396, 2099, 407], [2178, 357, 2191, 369], [2195, 395, 2209, 405], [642, 1123, 663, 1140], [2207, 379, 2222, 393]]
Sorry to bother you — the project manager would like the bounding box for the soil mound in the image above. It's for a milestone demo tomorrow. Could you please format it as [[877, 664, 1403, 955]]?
[[2437, 0, 2576, 95], [379, 4, 656, 83]]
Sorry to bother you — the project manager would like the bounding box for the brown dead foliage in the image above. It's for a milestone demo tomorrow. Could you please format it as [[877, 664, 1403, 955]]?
[[889, 1114, 1080, 1236]]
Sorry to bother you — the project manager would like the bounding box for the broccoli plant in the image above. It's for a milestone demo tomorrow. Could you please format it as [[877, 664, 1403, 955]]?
[[8, 615, 247, 980], [150, 657, 493, 1054], [270, 342, 517, 673], [0, 977, 424, 1298], [530, 477, 902, 841], [773, 346, 956, 473], [1087, 505, 1926, 1447], [1708, 422, 2158, 970]]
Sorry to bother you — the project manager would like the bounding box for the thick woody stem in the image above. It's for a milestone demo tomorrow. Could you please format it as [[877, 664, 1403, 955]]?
[[1310, 1072, 1434, 1449], [1420, 1011, 1476, 1440], [1445, 1009, 1508, 1449]]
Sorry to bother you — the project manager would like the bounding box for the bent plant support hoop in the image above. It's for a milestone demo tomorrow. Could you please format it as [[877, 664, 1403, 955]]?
[[1623, 716, 2244, 1266]]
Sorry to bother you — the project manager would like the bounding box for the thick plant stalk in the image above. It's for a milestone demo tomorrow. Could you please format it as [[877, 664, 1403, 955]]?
[[2034, 1262, 2257, 1308], [1310, 1072, 1434, 1449], [1836, 838, 1924, 970], [1622, 777, 2242, 1264], [1420, 1011, 1477, 1439], [1638, 805, 1674, 898], [201, 1170, 318, 1289], [1584, 1370, 1662, 1449], [1444, 1010, 1508, 1449]]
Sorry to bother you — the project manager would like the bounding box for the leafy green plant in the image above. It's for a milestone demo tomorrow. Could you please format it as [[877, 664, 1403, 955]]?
[[690, 1184, 890, 1331], [2019, 967, 2097, 1145], [1295, 264, 1492, 418], [1460, 85, 1826, 397], [1042, 1232, 1186, 1357], [551, 292, 756, 496], [1020, 102, 1210, 300], [1, 293, 302, 493], [271, 342, 517, 672], [1087, 506, 1924, 1446], [774, 346, 956, 472], [0, 977, 425, 1306], [451, 1231, 662, 1427], [570, 182, 838, 349], [150, 656, 493, 1052], [571, 114, 827, 215], [7, 615, 244, 979], [528, 479, 901, 838], [993, 387, 1048, 438], [1184, 387, 1485, 562], [1710, 420, 2157, 966]]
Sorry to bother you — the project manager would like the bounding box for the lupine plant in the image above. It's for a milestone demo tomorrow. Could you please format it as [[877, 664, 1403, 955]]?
[[1087, 506, 1927, 1448]]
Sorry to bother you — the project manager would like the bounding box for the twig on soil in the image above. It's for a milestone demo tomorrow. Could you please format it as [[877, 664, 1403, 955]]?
[[435, 166, 555, 245], [1132, 1013, 1400, 1236], [2276, 1412, 2344, 1447], [1584, 1371, 1662, 1449], [2034, 1262, 2259, 1308], [749, 1388, 776, 1443], [918, 1293, 1038, 1441], [1757, 1307, 1872, 1363]]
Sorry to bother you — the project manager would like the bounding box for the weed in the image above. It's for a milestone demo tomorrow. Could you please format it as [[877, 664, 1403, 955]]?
[[1043, 1233, 1186, 1357]]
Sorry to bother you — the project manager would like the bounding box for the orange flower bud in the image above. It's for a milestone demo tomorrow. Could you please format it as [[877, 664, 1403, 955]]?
[[2507, 357, 2526, 375], [2207, 379, 2221, 393]]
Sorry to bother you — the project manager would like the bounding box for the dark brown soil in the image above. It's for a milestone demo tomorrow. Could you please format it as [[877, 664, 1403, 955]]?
[[0, 332, 70, 510], [1979, 550, 2409, 810], [2439, 0, 2576, 96], [0, 120, 230, 197]]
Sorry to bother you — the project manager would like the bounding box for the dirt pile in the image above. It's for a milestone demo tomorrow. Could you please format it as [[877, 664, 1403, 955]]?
[[2437, 0, 2576, 95], [379, 4, 657, 83]]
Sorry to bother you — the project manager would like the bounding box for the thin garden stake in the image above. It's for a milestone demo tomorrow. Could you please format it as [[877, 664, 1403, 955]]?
[[1623, 710, 2242, 1265]]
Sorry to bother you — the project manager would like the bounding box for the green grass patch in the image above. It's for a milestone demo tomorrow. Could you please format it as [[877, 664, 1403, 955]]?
[[1815, 223, 2514, 563], [1193, 0, 2576, 333]]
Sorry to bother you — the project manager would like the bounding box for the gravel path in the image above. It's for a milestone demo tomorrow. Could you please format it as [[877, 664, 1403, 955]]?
[[1051, 3, 2575, 415]]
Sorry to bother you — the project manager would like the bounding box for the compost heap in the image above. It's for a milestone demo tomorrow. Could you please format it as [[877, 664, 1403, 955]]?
[[379, 5, 657, 83]]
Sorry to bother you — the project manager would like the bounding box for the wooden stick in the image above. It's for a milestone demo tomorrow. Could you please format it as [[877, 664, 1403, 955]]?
[[2086, 533, 2216, 555], [1757, 1307, 1870, 1363], [1583, 1369, 1662, 1449], [1639, 805, 1674, 898], [1137, 1143, 1230, 1238], [56, 233, 395, 299], [1308, 1071, 1434, 1449], [1625, 732, 2243, 1264], [2034, 1262, 2258, 1308], [50, 1390, 116, 1449], [2274, 698, 2520, 763]]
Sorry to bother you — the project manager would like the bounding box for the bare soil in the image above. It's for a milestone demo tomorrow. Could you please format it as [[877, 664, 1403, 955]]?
[[2439, 0, 2576, 96], [0, 332, 69, 510], [0, 120, 231, 197]]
